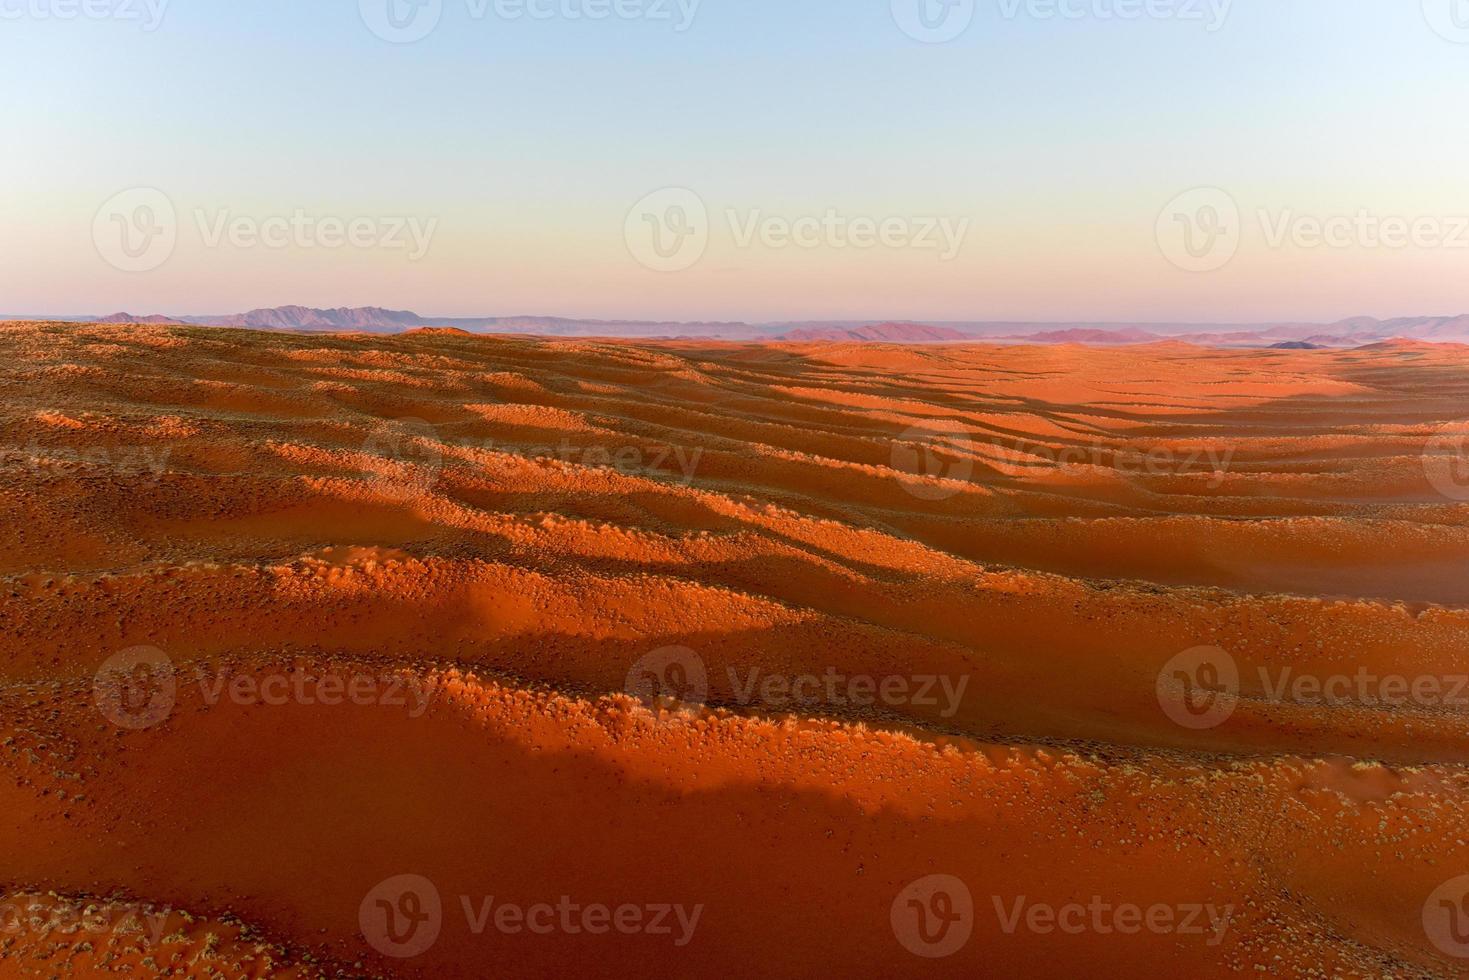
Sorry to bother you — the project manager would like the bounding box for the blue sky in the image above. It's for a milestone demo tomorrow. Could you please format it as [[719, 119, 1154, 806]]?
[[4, 0, 1468, 322]]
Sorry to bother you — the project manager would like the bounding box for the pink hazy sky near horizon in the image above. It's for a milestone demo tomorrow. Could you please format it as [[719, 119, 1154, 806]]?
[[3, 0, 1468, 323]]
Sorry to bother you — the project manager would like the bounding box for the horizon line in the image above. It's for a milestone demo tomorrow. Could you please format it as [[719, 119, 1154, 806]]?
[[6, 308, 1469, 329]]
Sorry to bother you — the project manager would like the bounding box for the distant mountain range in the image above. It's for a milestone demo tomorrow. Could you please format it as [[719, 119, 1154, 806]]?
[[91, 312, 191, 325], [77, 306, 766, 338], [1004, 327, 1160, 345], [777, 323, 969, 343], [998, 315, 1469, 347], [16, 306, 1469, 346]]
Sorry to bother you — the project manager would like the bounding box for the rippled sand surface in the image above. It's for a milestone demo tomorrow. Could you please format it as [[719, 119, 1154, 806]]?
[[4, 322, 1469, 977]]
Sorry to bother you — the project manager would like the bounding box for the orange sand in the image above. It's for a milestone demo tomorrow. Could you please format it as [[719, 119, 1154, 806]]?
[[3, 322, 1469, 976]]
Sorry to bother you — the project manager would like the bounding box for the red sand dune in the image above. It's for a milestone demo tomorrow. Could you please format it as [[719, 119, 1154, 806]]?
[[5, 322, 1469, 976]]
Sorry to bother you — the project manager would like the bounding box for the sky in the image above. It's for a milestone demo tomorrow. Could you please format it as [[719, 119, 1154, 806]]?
[[3, 0, 1468, 324]]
